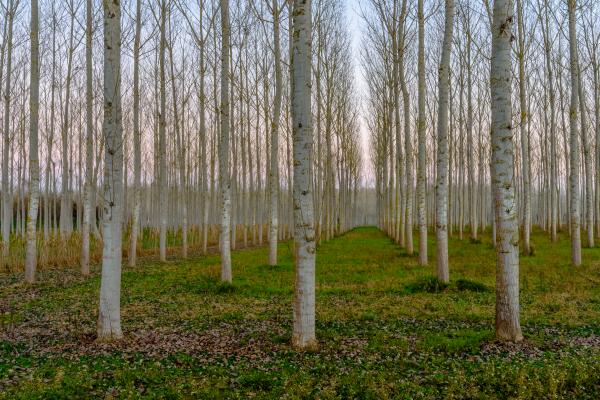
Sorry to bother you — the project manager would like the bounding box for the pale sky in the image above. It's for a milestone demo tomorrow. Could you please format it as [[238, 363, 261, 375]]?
[[346, 0, 373, 183]]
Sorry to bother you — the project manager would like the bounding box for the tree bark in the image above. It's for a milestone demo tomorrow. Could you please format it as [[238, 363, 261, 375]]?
[[516, 0, 530, 254], [567, 0, 582, 266], [435, 0, 454, 283], [25, 0, 40, 283], [158, 0, 168, 262], [1, 0, 15, 261], [269, 0, 283, 266], [81, 0, 95, 274], [219, 0, 232, 282], [291, 0, 317, 350], [98, 0, 124, 341], [491, 0, 523, 342], [416, 0, 428, 265]]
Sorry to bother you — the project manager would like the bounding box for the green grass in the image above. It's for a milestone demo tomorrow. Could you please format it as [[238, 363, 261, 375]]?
[[1, 227, 599, 399]]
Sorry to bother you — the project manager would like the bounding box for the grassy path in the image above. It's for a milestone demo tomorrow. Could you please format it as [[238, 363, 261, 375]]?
[[1, 227, 599, 398]]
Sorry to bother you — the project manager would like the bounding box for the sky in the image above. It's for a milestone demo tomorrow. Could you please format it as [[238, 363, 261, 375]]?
[[346, 0, 373, 183]]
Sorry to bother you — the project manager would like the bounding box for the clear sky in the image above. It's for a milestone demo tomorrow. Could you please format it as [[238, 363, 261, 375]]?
[[346, 0, 373, 183]]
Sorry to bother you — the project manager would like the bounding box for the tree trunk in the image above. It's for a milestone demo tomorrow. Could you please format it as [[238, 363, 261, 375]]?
[[491, 0, 523, 342], [567, 0, 582, 266], [435, 0, 454, 283], [291, 0, 316, 350], [269, 0, 283, 266], [158, 0, 168, 262], [416, 0, 427, 265], [81, 0, 95, 275], [516, 0, 530, 254], [219, 0, 232, 282], [1, 0, 15, 261], [98, 0, 124, 341], [25, 0, 40, 283]]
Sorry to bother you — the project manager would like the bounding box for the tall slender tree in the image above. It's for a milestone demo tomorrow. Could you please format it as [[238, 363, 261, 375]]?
[[269, 0, 283, 266], [567, 0, 581, 266], [1, 0, 16, 261], [416, 0, 428, 266], [81, 0, 95, 275], [158, 0, 168, 262], [98, 0, 124, 341], [25, 0, 40, 283], [129, 0, 143, 267], [491, 0, 523, 342], [220, 0, 233, 282], [291, 0, 316, 350], [435, 0, 454, 283], [516, 0, 531, 255]]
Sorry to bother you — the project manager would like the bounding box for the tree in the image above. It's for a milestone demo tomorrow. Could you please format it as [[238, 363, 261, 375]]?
[[129, 0, 142, 267], [1, 0, 17, 261], [158, 0, 168, 262], [435, 0, 454, 283], [81, 0, 95, 275], [269, 0, 283, 266], [291, 0, 316, 350], [516, 0, 531, 255], [567, 0, 581, 266], [416, 0, 427, 266], [220, 0, 233, 282], [98, 0, 124, 341], [25, 0, 40, 283], [490, 0, 523, 342]]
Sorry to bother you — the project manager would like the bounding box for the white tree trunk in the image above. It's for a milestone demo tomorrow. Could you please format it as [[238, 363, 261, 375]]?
[[129, 0, 142, 267], [1, 0, 15, 261], [291, 0, 316, 350], [219, 0, 232, 282], [158, 0, 168, 262], [416, 0, 427, 266], [517, 0, 530, 254], [81, 0, 95, 275], [25, 0, 40, 283], [567, 0, 582, 266], [98, 0, 124, 341], [435, 0, 454, 283], [269, 0, 283, 266], [577, 72, 593, 248], [60, 6, 76, 238], [491, 0, 523, 342]]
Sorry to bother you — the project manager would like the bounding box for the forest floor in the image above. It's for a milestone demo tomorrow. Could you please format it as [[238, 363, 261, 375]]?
[[1, 227, 599, 399]]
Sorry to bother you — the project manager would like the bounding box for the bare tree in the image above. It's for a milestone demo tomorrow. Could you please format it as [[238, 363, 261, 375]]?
[[291, 0, 316, 350], [25, 0, 40, 283], [220, 0, 233, 282], [435, 0, 454, 283], [491, 0, 523, 342], [416, 0, 428, 266], [129, 0, 143, 267], [568, 0, 581, 266], [98, 0, 124, 341]]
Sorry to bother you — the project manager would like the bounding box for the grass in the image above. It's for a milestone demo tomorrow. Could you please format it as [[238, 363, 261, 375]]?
[[0, 227, 599, 399]]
